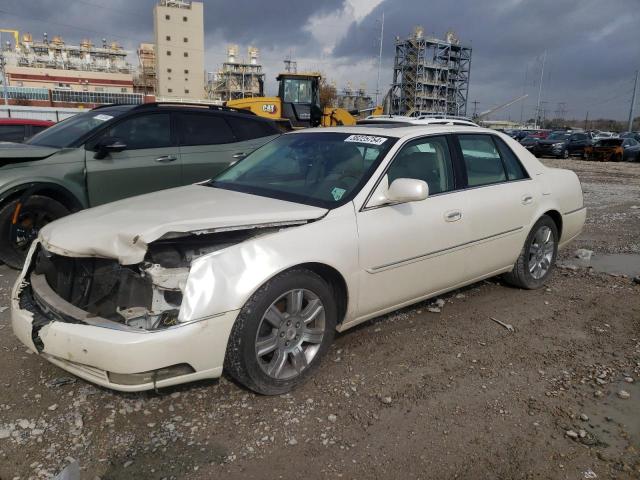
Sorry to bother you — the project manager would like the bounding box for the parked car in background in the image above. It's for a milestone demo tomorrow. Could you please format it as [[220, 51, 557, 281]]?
[[593, 131, 616, 140], [529, 130, 551, 139], [619, 131, 640, 142], [0, 118, 54, 143], [11, 125, 585, 394], [0, 103, 280, 268], [585, 137, 640, 162], [519, 135, 540, 152], [533, 131, 592, 158]]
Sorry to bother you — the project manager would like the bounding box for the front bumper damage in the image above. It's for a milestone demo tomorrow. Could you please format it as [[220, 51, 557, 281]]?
[[11, 242, 239, 392]]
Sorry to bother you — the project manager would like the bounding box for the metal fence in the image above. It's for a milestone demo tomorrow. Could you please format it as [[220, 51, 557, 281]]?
[[50, 89, 144, 105], [0, 105, 83, 122], [4, 86, 50, 101]]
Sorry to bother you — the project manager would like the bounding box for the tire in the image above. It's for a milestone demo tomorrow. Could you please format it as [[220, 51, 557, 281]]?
[[503, 215, 558, 290], [224, 268, 337, 395], [561, 148, 569, 159], [0, 195, 69, 269]]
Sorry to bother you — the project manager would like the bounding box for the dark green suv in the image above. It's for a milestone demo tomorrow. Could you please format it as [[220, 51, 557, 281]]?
[[0, 103, 280, 267]]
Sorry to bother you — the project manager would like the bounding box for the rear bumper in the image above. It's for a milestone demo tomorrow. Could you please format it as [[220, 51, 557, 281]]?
[[11, 257, 239, 392], [559, 207, 586, 249]]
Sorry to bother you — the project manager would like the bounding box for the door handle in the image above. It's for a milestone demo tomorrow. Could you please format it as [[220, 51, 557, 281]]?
[[232, 152, 246, 159], [521, 194, 534, 205], [444, 210, 463, 222], [155, 155, 177, 163]]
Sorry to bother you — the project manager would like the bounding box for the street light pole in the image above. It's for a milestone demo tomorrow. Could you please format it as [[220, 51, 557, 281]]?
[[628, 70, 638, 132]]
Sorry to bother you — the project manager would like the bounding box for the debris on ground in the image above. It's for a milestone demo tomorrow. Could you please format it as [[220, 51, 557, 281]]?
[[490, 316, 515, 332]]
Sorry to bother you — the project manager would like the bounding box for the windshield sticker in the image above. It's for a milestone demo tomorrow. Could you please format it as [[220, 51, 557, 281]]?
[[344, 134, 387, 146], [93, 114, 113, 122], [331, 187, 346, 201]]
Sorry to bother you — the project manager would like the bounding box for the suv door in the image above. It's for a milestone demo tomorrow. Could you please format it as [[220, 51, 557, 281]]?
[[85, 112, 180, 206], [454, 134, 536, 279], [177, 112, 278, 184], [356, 135, 470, 317]]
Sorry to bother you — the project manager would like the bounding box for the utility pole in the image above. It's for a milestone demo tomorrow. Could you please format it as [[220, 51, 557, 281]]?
[[471, 100, 479, 117], [584, 111, 589, 130], [628, 70, 638, 132], [534, 50, 546, 129], [0, 33, 9, 106], [375, 11, 385, 106]]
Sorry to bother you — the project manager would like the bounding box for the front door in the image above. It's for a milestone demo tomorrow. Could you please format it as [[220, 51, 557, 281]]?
[[356, 135, 470, 318], [85, 112, 181, 206]]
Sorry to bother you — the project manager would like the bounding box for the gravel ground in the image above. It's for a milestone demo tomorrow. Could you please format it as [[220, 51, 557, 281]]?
[[0, 158, 639, 480]]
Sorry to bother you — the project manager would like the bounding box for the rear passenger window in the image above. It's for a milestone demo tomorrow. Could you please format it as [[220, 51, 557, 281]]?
[[458, 135, 506, 187], [178, 114, 235, 146], [227, 117, 278, 141], [103, 114, 171, 150], [493, 137, 528, 180], [0, 125, 26, 143], [387, 135, 454, 195]]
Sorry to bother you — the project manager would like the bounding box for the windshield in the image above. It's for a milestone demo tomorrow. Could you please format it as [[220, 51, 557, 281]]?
[[282, 79, 314, 103], [211, 132, 397, 208], [27, 108, 129, 148], [547, 132, 570, 141]]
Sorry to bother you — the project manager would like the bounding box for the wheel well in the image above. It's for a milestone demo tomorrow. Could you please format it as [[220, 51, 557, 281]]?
[[1, 184, 83, 213], [544, 209, 563, 238], [297, 262, 348, 325]]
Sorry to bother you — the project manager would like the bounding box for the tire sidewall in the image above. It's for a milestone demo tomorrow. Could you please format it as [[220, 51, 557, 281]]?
[[227, 269, 337, 395], [0, 196, 69, 269], [520, 216, 559, 289]]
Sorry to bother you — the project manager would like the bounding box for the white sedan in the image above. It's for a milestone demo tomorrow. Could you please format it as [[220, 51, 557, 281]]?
[[11, 125, 586, 394]]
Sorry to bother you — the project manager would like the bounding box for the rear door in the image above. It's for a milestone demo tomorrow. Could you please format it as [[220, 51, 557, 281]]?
[[177, 113, 279, 185], [454, 134, 536, 279], [85, 112, 181, 206]]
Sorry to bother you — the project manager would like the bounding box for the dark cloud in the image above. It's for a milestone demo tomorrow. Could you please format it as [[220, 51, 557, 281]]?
[[334, 0, 640, 119]]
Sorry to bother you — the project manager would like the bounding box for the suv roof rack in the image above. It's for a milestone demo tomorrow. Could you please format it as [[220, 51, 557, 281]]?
[[91, 102, 256, 116]]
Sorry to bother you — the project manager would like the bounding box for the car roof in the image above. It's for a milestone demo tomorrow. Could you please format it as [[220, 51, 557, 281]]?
[[0, 118, 54, 126], [289, 124, 498, 139], [360, 115, 479, 127]]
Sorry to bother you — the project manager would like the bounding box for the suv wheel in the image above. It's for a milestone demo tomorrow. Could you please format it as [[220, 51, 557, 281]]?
[[561, 148, 569, 159], [224, 268, 336, 395], [0, 195, 69, 269]]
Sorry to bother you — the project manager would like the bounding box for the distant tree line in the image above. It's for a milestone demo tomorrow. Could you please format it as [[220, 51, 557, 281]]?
[[527, 116, 640, 132]]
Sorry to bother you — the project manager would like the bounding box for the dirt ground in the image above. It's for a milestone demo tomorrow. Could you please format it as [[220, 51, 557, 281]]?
[[0, 158, 639, 480]]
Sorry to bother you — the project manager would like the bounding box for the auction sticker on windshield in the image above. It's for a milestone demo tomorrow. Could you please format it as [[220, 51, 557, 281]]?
[[344, 134, 387, 146], [93, 114, 114, 122]]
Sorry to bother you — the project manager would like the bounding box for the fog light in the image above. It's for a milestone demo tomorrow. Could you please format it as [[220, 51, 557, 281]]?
[[108, 363, 195, 385]]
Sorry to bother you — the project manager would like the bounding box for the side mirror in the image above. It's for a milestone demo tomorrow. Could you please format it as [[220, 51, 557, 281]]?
[[93, 137, 127, 159], [386, 178, 429, 204]]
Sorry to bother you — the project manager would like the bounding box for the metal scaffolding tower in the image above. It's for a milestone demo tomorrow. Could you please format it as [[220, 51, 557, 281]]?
[[391, 27, 472, 116]]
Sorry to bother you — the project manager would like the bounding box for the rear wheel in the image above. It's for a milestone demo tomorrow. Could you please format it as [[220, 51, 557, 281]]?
[[503, 215, 558, 289], [0, 195, 69, 269], [224, 268, 336, 395]]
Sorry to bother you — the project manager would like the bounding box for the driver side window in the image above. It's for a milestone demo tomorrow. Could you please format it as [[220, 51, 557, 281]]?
[[387, 136, 455, 195], [100, 113, 171, 150]]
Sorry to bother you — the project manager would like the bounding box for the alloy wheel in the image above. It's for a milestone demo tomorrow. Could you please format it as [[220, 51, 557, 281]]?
[[528, 225, 554, 280], [255, 289, 326, 380]]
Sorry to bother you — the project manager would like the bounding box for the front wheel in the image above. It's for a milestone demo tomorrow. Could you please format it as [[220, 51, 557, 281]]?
[[503, 215, 558, 289], [561, 148, 569, 159], [224, 268, 337, 395], [0, 195, 69, 269]]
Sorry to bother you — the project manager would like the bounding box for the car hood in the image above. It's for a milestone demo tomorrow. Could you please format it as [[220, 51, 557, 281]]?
[[0, 142, 60, 161], [39, 184, 328, 264]]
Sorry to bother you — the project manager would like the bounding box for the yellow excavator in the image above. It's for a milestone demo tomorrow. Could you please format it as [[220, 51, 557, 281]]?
[[226, 72, 382, 130]]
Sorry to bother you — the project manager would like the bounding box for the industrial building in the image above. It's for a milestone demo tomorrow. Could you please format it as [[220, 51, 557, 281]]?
[[134, 42, 156, 95], [206, 45, 265, 103], [391, 27, 472, 116], [153, 0, 205, 100], [336, 83, 372, 112], [0, 31, 139, 106]]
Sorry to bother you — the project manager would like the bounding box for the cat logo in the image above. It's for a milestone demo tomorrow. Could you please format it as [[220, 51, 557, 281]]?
[[262, 104, 278, 114]]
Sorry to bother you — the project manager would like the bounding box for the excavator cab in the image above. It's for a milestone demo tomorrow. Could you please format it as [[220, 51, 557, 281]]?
[[276, 73, 322, 128]]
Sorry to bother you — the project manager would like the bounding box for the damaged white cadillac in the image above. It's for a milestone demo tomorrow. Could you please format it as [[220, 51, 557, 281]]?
[[11, 125, 586, 394]]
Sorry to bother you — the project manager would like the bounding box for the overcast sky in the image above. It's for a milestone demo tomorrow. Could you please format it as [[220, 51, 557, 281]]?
[[1, 0, 639, 120]]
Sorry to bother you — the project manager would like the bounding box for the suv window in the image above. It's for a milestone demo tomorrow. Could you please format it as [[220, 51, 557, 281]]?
[[102, 113, 171, 150], [177, 113, 235, 146], [387, 135, 454, 195], [227, 116, 278, 141], [493, 137, 528, 181], [458, 134, 507, 187], [571, 133, 587, 141], [0, 125, 26, 143], [30, 125, 50, 136]]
